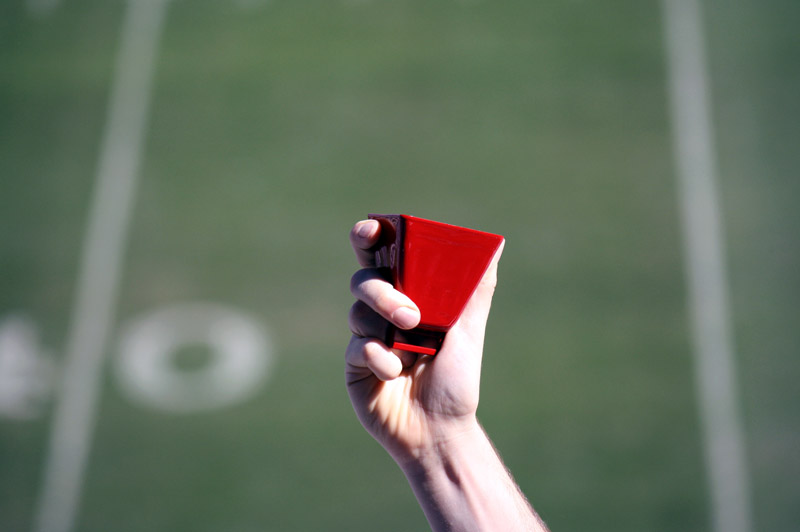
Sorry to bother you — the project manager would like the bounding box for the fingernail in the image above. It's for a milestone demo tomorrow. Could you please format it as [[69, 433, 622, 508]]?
[[357, 221, 374, 239], [392, 307, 420, 329]]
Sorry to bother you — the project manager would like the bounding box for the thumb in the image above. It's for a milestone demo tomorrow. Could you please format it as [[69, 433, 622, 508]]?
[[451, 239, 505, 343]]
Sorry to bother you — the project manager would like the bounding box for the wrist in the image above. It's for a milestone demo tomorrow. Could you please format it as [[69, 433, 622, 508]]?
[[391, 415, 483, 471], [397, 420, 546, 532], [398, 421, 532, 532]]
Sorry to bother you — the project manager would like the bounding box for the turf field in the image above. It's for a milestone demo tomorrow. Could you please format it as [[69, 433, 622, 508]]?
[[1, 1, 798, 531]]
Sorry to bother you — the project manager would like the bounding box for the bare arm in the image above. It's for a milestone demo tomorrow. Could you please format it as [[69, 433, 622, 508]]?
[[400, 423, 548, 532], [346, 219, 549, 532]]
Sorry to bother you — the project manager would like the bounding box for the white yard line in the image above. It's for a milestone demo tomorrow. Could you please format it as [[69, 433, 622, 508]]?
[[32, 2, 169, 532], [660, 2, 754, 532]]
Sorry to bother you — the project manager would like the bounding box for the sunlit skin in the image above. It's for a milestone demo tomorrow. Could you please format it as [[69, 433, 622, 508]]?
[[346, 219, 549, 532], [346, 219, 497, 461]]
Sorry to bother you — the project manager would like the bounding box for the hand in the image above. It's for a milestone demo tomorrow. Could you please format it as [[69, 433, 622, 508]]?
[[346, 219, 505, 464]]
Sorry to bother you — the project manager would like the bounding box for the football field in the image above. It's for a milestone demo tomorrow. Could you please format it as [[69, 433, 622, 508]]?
[[1, 1, 798, 531]]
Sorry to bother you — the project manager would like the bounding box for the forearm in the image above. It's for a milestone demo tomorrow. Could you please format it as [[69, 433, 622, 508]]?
[[398, 422, 549, 532]]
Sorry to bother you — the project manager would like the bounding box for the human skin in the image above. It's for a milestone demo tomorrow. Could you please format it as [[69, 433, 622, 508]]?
[[346, 219, 549, 532]]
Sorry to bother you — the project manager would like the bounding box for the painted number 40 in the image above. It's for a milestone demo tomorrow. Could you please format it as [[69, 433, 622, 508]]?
[[0, 303, 273, 419]]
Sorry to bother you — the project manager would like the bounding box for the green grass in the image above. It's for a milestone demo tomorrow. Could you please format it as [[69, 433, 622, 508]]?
[[1, 1, 798, 531]]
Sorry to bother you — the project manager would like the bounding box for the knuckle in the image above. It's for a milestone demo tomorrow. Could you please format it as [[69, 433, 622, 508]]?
[[345, 335, 366, 361], [348, 302, 367, 335], [350, 269, 396, 313], [349, 268, 370, 295], [349, 301, 389, 340]]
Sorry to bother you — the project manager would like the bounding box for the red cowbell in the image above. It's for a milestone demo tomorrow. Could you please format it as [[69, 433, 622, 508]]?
[[368, 214, 504, 355]]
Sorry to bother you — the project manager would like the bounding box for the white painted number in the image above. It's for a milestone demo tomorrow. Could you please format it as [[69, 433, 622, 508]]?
[[0, 315, 54, 419], [114, 303, 273, 413]]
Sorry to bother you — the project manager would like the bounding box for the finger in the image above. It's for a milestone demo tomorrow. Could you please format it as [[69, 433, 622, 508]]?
[[393, 347, 419, 369], [349, 219, 381, 268], [350, 268, 421, 330], [348, 302, 419, 368], [452, 239, 505, 341], [348, 300, 391, 340], [345, 335, 403, 382], [474, 238, 505, 301]]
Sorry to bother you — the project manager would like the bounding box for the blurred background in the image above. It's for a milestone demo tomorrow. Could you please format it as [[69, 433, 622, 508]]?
[[1, 0, 798, 531]]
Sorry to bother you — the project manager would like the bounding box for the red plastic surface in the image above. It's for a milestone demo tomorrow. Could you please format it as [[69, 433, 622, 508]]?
[[392, 342, 438, 356], [368, 214, 504, 355]]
